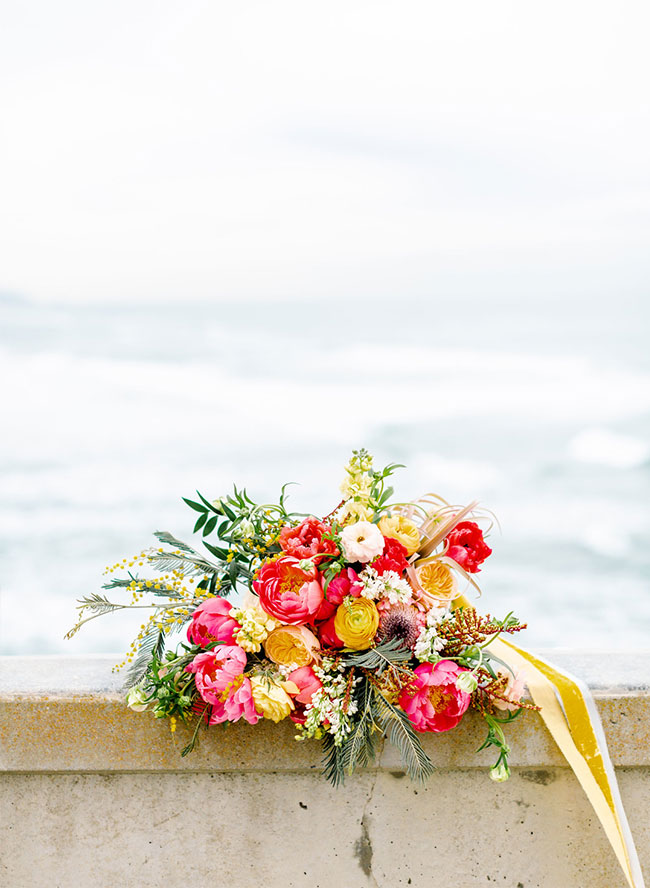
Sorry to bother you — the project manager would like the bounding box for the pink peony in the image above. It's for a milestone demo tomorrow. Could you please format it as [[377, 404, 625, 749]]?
[[208, 676, 259, 725], [187, 597, 239, 648], [253, 556, 323, 625], [399, 660, 472, 732], [278, 517, 339, 563], [315, 567, 361, 621], [187, 646, 260, 725]]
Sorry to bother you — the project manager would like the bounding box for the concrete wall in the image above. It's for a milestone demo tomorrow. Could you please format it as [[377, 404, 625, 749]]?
[[1, 653, 649, 888]]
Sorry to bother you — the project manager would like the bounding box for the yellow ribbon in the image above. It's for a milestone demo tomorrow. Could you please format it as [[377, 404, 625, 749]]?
[[455, 596, 645, 887]]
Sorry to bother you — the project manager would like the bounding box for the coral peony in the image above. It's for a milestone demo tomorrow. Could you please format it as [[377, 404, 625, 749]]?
[[264, 625, 321, 668], [339, 521, 385, 563], [334, 597, 380, 650], [187, 596, 240, 647], [253, 556, 323, 625], [378, 515, 421, 556], [444, 521, 492, 573], [208, 676, 260, 725], [278, 516, 339, 563], [399, 660, 472, 732]]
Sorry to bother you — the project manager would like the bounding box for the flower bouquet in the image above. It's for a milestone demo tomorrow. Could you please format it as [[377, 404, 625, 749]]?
[[68, 449, 535, 784]]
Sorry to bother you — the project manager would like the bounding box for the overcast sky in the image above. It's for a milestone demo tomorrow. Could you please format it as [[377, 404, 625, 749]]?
[[1, 0, 649, 304]]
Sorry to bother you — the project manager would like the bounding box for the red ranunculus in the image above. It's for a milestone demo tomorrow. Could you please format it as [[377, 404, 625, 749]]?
[[444, 521, 492, 573], [253, 556, 323, 625], [371, 536, 409, 576], [278, 517, 339, 563], [316, 614, 345, 649]]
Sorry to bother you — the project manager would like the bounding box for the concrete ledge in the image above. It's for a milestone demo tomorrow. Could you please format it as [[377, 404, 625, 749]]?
[[1, 654, 649, 888], [2, 652, 650, 772]]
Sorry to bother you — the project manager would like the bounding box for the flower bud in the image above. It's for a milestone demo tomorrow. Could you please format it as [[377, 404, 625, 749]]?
[[126, 686, 150, 712], [489, 762, 510, 782], [455, 671, 479, 694]]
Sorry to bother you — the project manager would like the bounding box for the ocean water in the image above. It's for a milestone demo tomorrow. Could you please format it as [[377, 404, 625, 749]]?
[[1, 294, 649, 655]]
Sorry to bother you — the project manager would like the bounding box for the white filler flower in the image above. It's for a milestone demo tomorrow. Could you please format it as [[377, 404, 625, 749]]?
[[339, 520, 385, 563]]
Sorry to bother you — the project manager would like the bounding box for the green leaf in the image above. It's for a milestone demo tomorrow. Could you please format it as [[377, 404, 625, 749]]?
[[221, 502, 236, 521], [183, 497, 207, 514], [202, 516, 218, 537], [153, 531, 196, 554], [193, 512, 208, 533], [196, 490, 222, 514], [203, 541, 229, 560]]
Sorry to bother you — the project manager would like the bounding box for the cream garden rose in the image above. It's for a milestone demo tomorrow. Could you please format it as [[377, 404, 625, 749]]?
[[249, 676, 294, 722]]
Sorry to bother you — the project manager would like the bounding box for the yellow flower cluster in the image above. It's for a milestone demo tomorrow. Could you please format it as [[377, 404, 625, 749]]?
[[229, 605, 278, 653], [338, 451, 375, 525]]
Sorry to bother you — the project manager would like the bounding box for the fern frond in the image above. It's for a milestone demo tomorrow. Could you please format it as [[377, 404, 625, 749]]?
[[123, 624, 166, 689], [321, 733, 346, 787], [372, 688, 435, 783], [340, 679, 377, 774], [76, 593, 123, 616], [153, 531, 197, 554], [148, 552, 218, 577], [342, 639, 413, 674]]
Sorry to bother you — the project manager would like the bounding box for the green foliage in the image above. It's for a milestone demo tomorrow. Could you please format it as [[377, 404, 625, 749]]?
[[124, 624, 167, 690], [340, 679, 378, 775], [342, 639, 413, 674], [372, 688, 436, 783], [321, 732, 346, 787]]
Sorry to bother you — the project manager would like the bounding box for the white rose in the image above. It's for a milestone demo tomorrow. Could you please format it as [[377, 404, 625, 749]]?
[[340, 521, 385, 563]]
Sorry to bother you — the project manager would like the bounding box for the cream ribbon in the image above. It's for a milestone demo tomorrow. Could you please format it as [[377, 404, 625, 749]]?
[[449, 594, 644, 886]]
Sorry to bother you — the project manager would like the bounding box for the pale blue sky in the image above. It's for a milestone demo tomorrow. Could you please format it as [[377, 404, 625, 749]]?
[[1, 0, 649, 303]]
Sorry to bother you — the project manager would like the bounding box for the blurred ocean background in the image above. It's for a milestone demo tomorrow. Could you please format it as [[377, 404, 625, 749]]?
[[1, 291, 649, 654]]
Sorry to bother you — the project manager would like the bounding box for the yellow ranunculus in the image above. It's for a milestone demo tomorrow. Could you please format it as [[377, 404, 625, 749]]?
[[334, 597, 379, 650], [249, 676, 294, 722], [264, 625, 320, 668], [378, 515, 421, 556], [416, 560, 457, 601]]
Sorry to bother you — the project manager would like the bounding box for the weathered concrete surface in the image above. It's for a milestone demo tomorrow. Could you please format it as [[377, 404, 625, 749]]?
[[1, 654, 649, 888]]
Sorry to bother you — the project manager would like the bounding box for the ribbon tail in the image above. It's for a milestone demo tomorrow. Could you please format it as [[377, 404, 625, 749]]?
[[487, 635, 645, 888]]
